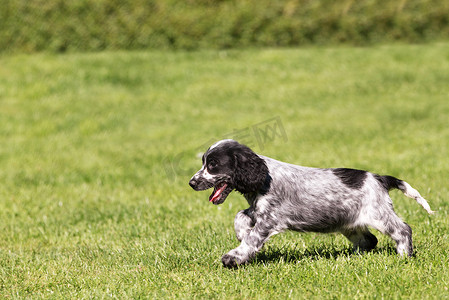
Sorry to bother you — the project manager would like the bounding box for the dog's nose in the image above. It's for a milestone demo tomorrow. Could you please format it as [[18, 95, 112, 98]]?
[[189, 178, 197, 189]]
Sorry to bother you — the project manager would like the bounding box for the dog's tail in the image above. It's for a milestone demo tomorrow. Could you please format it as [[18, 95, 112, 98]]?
[[375, 175, 434, 214]]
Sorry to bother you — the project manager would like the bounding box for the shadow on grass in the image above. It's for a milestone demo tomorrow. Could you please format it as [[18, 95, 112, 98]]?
[[253, 244, 398, 264]]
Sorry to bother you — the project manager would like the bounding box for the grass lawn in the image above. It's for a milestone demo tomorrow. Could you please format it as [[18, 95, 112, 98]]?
[[1, 43, 449, 298]]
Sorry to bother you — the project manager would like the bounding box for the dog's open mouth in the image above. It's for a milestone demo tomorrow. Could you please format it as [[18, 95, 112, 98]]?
[[209, 183, 231, 205]]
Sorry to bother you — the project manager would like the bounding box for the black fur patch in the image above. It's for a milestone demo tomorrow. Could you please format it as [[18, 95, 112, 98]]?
[[374, 174, 402, 191], [332, 168, 367, 189], [259, 174, 272, 195], [231, 143, 269, 194]]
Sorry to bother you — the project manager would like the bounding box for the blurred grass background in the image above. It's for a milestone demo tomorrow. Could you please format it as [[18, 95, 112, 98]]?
[[1, 0, 449, 53]]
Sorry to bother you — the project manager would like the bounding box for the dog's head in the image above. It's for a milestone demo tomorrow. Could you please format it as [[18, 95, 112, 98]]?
[[189, 139, 269, 205]]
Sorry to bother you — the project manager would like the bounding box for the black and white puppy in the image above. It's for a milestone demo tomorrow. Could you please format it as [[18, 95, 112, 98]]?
[[189, 139, 433, 268]]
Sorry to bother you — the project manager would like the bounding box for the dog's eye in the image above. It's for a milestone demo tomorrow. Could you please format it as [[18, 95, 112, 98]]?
[[208, 160, 218, 169]]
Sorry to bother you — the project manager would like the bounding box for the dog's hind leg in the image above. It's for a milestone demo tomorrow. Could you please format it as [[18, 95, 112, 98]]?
[[368, 212, 413, 257], [374, 219, 413, 257], [234, 209, 255, 242], [391, 222, 413, 257], [341, 227, 378, 253]]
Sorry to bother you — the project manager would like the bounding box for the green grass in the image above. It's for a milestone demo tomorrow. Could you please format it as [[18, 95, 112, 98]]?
[[1, 43, 449, 298]]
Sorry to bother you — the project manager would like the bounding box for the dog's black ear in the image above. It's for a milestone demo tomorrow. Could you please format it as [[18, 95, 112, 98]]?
[[232, 145, 268, 194]]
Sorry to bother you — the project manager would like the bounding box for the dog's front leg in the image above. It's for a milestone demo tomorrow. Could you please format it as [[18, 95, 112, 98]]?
[[222, 221, 275, 268], [234, 209, 255, 242]]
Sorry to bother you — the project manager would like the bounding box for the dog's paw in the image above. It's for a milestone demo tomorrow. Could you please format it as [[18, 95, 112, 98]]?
[[221, 253, 242, 268]]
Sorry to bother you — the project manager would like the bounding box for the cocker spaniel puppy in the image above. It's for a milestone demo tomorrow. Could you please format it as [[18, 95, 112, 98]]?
[[189, 139, 433, 268]]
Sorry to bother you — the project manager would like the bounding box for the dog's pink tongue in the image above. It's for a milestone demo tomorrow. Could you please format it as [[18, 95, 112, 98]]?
[[210, 184, 227, 203]]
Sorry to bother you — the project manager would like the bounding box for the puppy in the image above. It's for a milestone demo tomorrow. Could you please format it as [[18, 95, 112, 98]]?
[[189, 139, 433, 268]]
